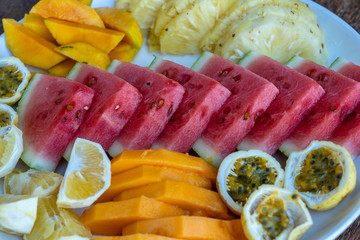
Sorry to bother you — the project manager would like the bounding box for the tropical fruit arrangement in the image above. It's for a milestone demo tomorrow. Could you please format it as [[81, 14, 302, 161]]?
[[1, 0, 360, 239]]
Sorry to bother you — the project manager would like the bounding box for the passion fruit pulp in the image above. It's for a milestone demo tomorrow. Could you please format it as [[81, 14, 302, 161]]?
[[0, 66, 23, 99]]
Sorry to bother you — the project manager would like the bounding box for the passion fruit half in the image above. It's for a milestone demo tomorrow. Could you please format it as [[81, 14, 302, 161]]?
[[284, 140, 356, 211], [217, 150, 284, 215]]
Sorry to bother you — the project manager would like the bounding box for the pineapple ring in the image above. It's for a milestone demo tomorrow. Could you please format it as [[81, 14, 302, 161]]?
[[284, 141, 356, 211], [217, 150, 284, 215]]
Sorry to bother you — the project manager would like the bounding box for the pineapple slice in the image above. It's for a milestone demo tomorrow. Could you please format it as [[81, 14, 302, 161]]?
[[114, 0, 132, 11]]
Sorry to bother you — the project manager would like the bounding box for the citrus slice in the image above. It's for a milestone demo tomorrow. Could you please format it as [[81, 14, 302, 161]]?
[[0, 103, 18, 128], [4, 169, 63, 197], [0, 194, 38, 235], [284, 140, 356, 210], [0, 56, 30, 105], [57, 138, 111, 208], [217, 150, 284, 215], [241, 185, 312, 240], [24, 196, 91, 240], [0, 125, 23, 178]]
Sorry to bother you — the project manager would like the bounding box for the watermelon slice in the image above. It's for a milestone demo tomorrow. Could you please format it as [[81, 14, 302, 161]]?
[[190, 52, 279, 166], [328, 57, 360, 159], [148, 57, 231, 153], [17, 73, 95, 171], [63, 63, 142, 159], [107, 60, 185, 157], [237, 52, 325, 155], [280, 56, 360, 155]]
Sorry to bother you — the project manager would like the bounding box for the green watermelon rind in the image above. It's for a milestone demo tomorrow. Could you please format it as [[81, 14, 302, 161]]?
[[190, 51, 213, 72], [107, 59, 120, 73], [238, 51, 263, 68], [17, 74, 58, 171], [66, 62, 83, 80], [329, 57, 349, 71], [148, 56, 163, 70]]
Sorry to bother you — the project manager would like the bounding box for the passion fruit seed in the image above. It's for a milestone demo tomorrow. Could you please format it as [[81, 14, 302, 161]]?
[[0, 66, 23, 98], [295, 147, 343, 194], [257, 196, 290, 239], [226, 156, 277, 205], [0, 110, 11, 127]]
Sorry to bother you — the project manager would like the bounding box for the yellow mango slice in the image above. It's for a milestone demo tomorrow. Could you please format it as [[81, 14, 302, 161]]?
[[30, 0, 104, 28], [48, 59, 77, 77], [45, 18, 125, 53], [54, 42, 110, 70], [80, 196, 186, 236], [114, 180, 234, 220], [3, 19, 66, 70], [122, 216, 246, 240], [109, 42, 138, 62], [78, 0, 92, 6], [93, 234, 181, 240], [97, 165, 212, 202], [23, 14, 56, 42], [95, 7, 143, 49]]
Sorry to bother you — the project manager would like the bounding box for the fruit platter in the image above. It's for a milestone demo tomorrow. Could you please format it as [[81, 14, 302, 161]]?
[[1, 0, 360, 239]]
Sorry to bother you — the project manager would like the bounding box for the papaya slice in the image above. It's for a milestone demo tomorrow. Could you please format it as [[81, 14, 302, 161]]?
[[23, 14, 56, 42], [122, 216, 246, 240], [95, 7, 143, 49], [80, 196, 186, 236], [109, 42, 138, 62], [110, 149, 217, 182], [30, 0, 104, 28], [48, 59, 77, 77], [45, 18, 125, 53], [114, 180, 234, 220], [97, 165, 212, 202], [54, 42, 110, 70], [92, 234, 181, 240], [3, 19, 66, 70]]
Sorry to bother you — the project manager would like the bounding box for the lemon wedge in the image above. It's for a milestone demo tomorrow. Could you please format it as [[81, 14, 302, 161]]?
[[0, 56, 30, 105], [0, 194, 38, 236], [24, 196, 91, 240], [4, 169, 63, 197], [217, 150, 284, 215], [57, 138, 111, 208], [241, 185, 312, 240], [284, 140, 356, 211]]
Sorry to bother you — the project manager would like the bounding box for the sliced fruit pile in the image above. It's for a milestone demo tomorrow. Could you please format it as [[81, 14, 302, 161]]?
[[3, 0, 143, 76]]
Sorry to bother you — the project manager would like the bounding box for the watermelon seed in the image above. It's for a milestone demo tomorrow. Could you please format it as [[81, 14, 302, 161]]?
[[150, 101, 156, 109], [157, 99, 164, 108], [75, 111, 81, 118], [66, 105, 74, 111], [84, 106, 89, 110], [244, 112, 250, 120], [233, 75, 242, 82], [329, 106, 336, 111], [62, 117, 67, 122], [145, 81, 152, 86], [87, 77, 97, 86], [317, 74, 325, 81], [190, 102, 195, 108], [170, 116, 174, 122], [162, 71, 168, 76], [55, 98, 63, 105], [115, 105, 120, 110], [219, 68, 232, 77], [217, 118, 225, 123], [167, 105, 173, 115]]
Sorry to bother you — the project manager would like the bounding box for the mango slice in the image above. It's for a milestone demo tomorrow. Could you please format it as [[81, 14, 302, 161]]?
[[122, 216, 246, 240], [93, 234, 181, 240], [114, 180, 234, 220], [78, 0, 92, 6], [111, 149, 217, 182], [80, 196, 186, 236], [54, 42, 110, 70], [3, 19, 66, 70], [109, 42, 138, 62], [97, 165, 212, 202], [45, 18, 125, 53], [95, 7, 143, 49], [48, 59, 77, 77], [30, 0, 104, 28], [23, 14, 56, 42]]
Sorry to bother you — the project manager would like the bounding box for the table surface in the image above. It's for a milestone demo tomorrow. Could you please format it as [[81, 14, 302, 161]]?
[[1, 0, 360, 239]]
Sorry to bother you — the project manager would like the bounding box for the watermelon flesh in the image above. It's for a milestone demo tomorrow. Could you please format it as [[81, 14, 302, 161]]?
[[107, 60, 185, 157], [148, 57, 231, 153], [329, 57, 360, 159], [63, 63, 142, 160], [237, 52, 325, 155], [17, 73, 95, 171], [190, 52, 279, 166], [280, 56, 360, 155]]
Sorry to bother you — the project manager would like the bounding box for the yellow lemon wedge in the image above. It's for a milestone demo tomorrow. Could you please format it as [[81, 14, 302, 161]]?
[[0, 194, 38, 236], [241, 185, 312, 240], [24, 196, 91, 240], [217, 150, 284, 215], [0, 125, 23, 178], [284, 140, 356, 211], [0, 56, 30, 105], [57, 138, 111, 208], [4, 169, 63, 197], [0, 103, 18, 127]]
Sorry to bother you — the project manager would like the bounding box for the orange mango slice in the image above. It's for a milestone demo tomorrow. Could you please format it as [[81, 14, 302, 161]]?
[[109, 42, 138, 62], [122, 216, 246, 240], [23, 14, 56, 42], [97, 165, 212, 202], [114, 180, 234, 220], [48, 59, 77, 77], [3, 18, 66, 69], [30, 0, 104, 28], [95, 7, 143, 49], [45, 18, 125, 53], [80, 196, 186, 236], [54, 42, 110, 70], [92, 234, 181, 240]]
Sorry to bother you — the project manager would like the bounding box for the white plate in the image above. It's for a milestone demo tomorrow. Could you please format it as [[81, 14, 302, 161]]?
[[1, 0, 360, 240]]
